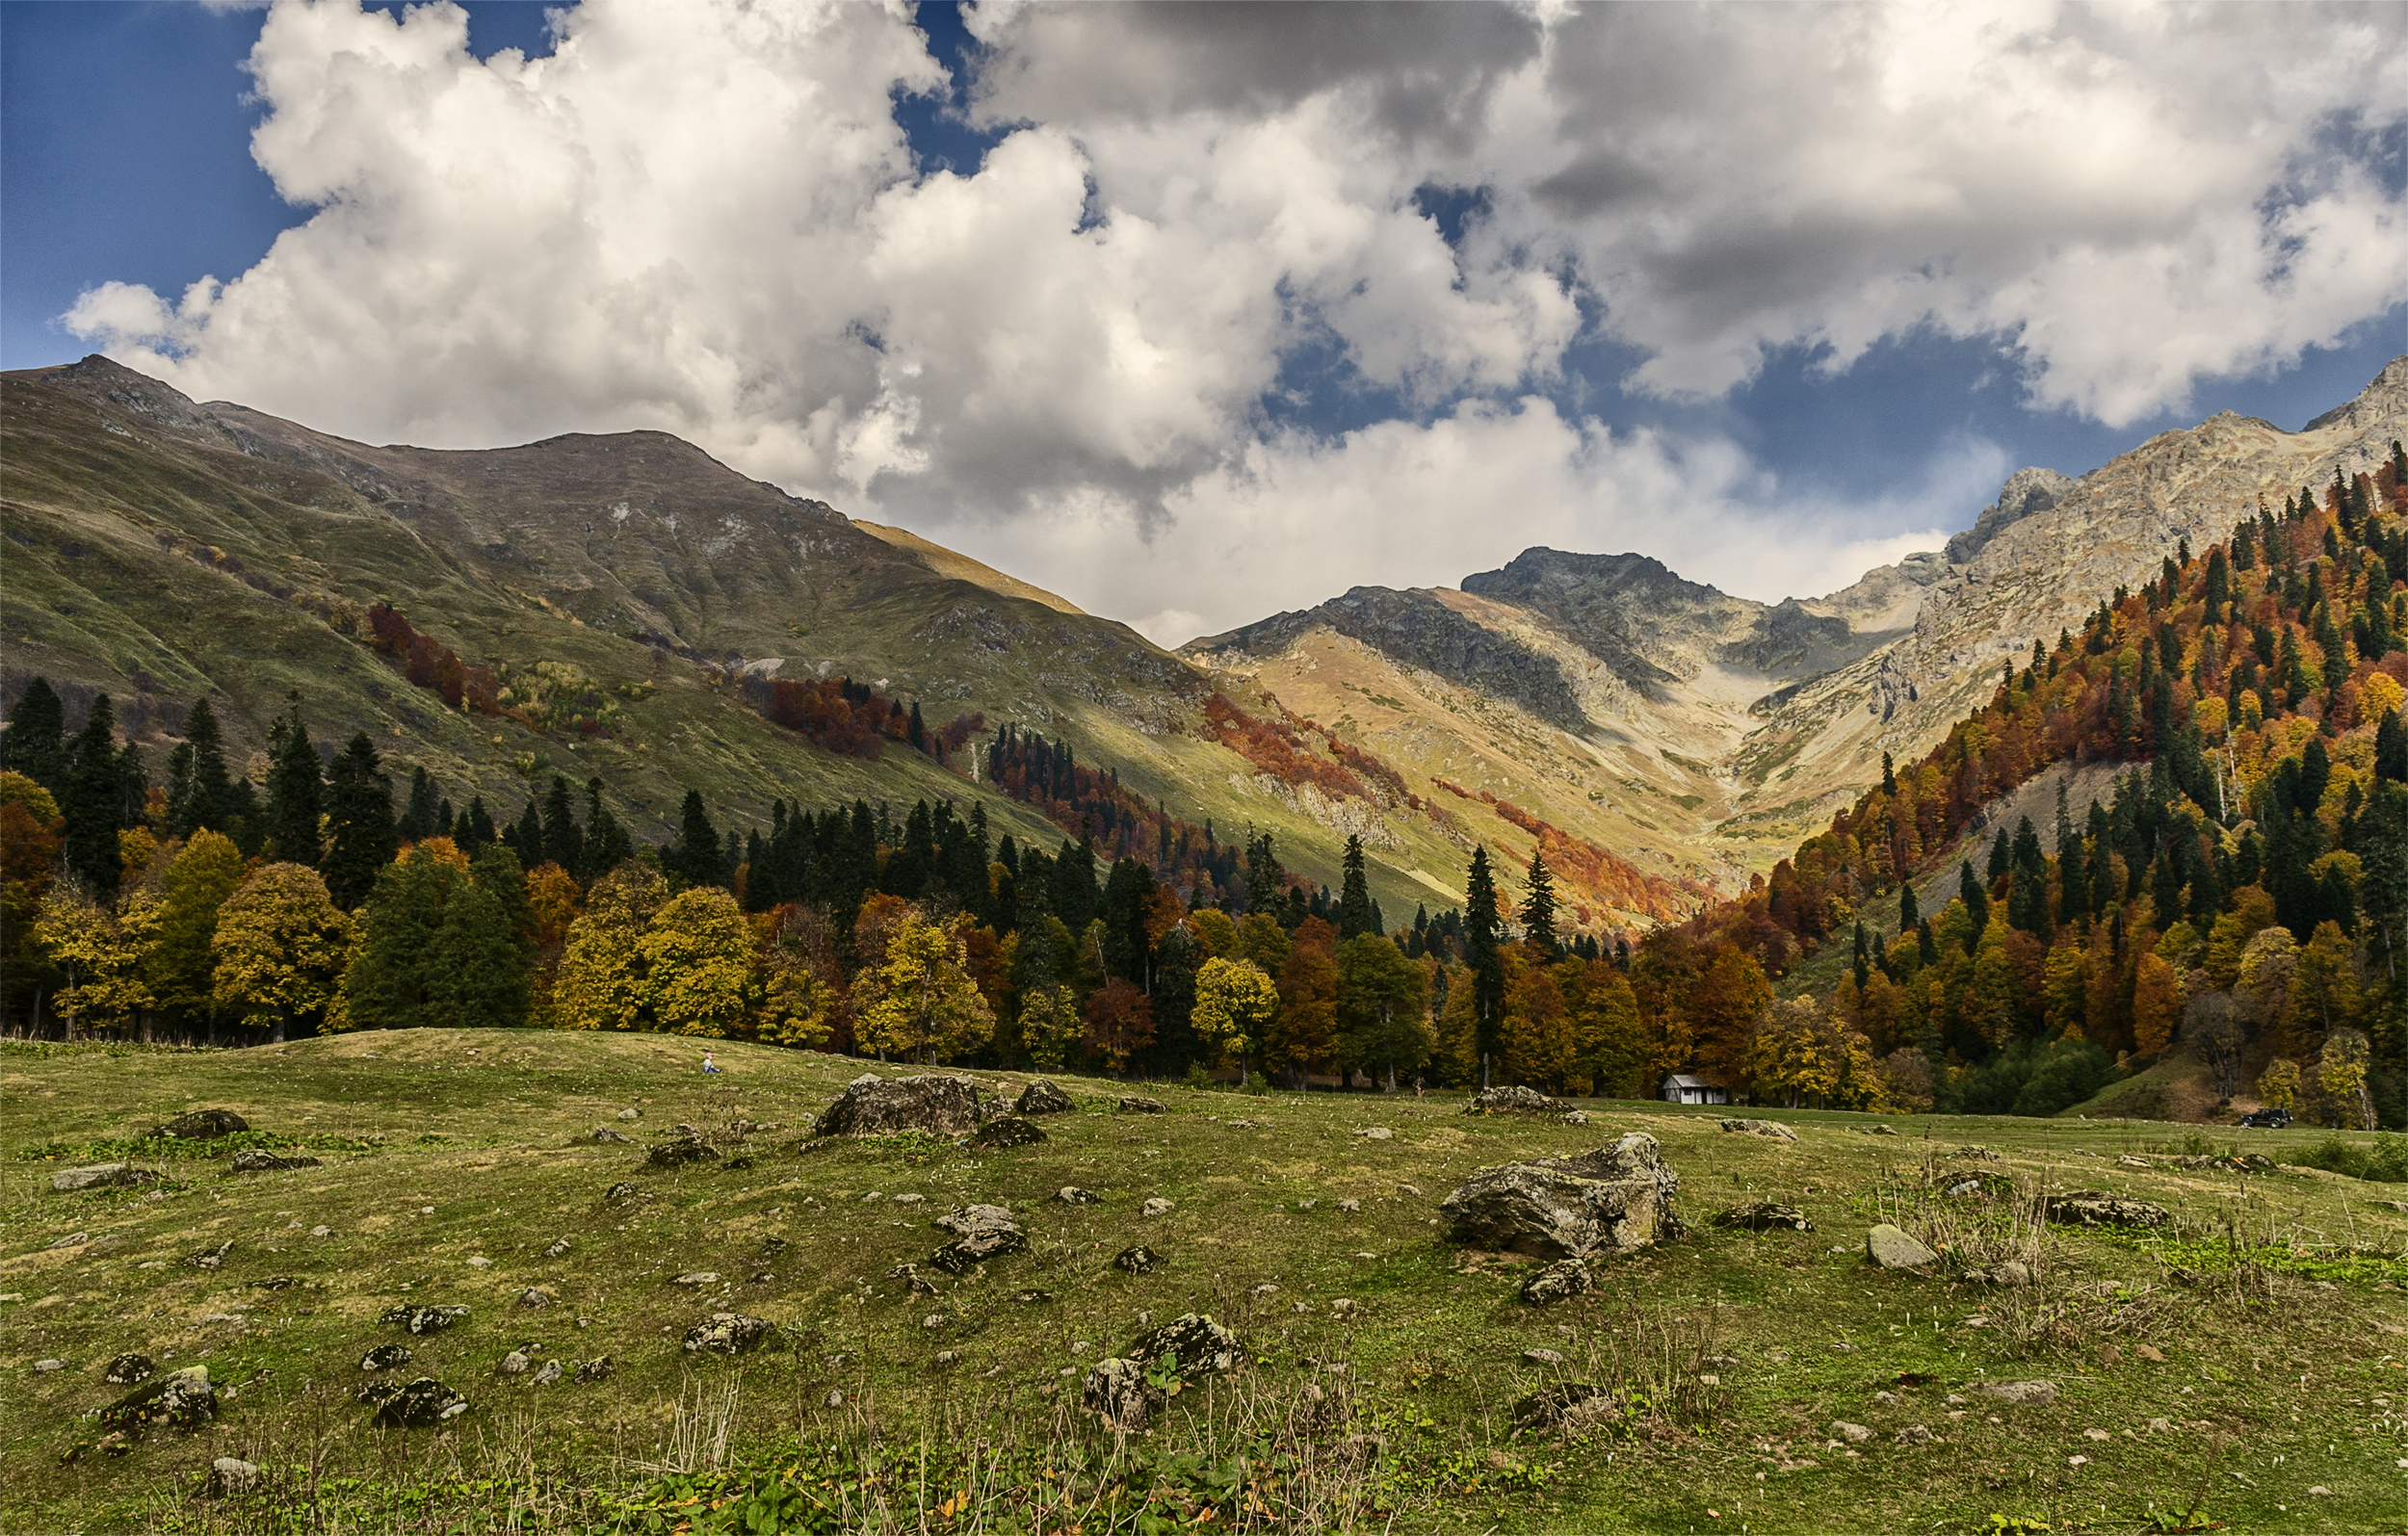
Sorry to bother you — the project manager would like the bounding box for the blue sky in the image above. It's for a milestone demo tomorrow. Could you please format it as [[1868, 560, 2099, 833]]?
[[5, 2, 2401, 638]]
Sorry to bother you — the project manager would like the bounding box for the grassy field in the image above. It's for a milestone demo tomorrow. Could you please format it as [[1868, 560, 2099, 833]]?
[[5, 1030, 2406, 1534]]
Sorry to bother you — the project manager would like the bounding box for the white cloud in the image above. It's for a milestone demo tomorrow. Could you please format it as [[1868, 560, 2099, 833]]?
[[63, 0, 2403, 646]]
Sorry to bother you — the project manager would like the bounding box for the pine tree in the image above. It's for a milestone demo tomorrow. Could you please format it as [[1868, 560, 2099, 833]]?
[[1243, 831, 1284, 916], [582, 778, 633, 880], [396, 766, 440, 842], [1958, 860, 1989, 949], [1898, 883, 1920, 932], [461, 796, 498, 852], [508, 799, 545, 871], [262, 703, 323, 868], [1464, 846, 1505, 1085], [2, 678, 68, 793], [321, 733, 398, 911], [1880, 750, 1896, 796], [62, 693, 124, 898], [670, 789, 723, 889], [540, 775, 584, 874], [1522, 849, 1559, 955], [1336, 835, 1375, 939]]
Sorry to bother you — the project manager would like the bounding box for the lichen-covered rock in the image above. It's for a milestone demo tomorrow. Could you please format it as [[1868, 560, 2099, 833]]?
[[647, 1137, 719, 1168], [1976, 1379, 2059, 1404], [375, 1377, 468, 1427], [682, 1314, 777, 1355], [601, 1182, 640, 1206], [361, 1343, 413, 1371], [1441, 1132, 1681, 1260], [1116, 1096, 1166, 1115], [184, 1240, 232, 1270], [927, 1204, 1027, 1273], [970, 1115, 1047, 1149], [231, 1148, 321, 1172], [103, 1352, 155, 1385], [152, 1108, 249, 1139], [529, 1360, 563, 1386], [1464, 1085, 1557, 1115], [380, 1305, 470, 1336], [1963, 1260, 2033, 1287], [209, 1456, 261, 1497], [98, 1366, 215, 1433], [1127, 1314, 1241, 1379], [1081, 1357, 1153, 1433], [2045, 1191, 2170, 1229], [573, 1357, 615, 1383], [1059, 1185, 1099, 1205], [1865, 1224, 1938, 1268], [1520, 1259, 1594, 1306], [51, 1162, 160, 1193], [1719, 1118, 1798, 1141], [1113, 1245, 1165, 1274], [1016, 1080, 1076, 1116], [588, 1127, 633, 1143], [1714, 1202, 1813, 1233], [817, 1073, 1001, 1137]]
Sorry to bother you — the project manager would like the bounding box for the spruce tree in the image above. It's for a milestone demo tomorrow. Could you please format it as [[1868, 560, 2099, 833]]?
[[508, 799, 545, 871], [1522, 849, 1559, 955], [582, 778, 633, 880], [1243, 832, 1284, 916], [1986, 827, 2011, 882], [540, 775, 584, 873], [321, 733, 398, 911], [671, 789, 723, 888], [1464, 846, 1505, 1085], [396, 766, 440, 842], [461, 796, 497, 852], [262, 703, 324, 867], [1898, 883, 1919, 932], [1336, 835, 1375, 939], [2, 677, 68, 793], [62, 693, 125, 897], [1958, 860, 1989, 948]]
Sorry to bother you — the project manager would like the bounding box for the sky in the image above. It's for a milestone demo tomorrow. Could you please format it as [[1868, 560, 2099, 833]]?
[[5, 1, 2403, 646]]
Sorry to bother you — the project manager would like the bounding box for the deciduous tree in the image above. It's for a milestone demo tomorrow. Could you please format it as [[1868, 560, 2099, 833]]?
[[212, 863, 352, 1043]]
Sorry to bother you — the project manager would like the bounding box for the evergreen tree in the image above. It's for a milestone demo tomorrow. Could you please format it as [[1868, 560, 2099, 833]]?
[[1958, 860, 1989, 949], [1986, 826, 2011, 882], [321, 733, 398, 911], [540, 774, 584, 874], [1522, 849, 1559, 955], [1898, 883, 1920, 932], [2007, 816, 2052, 939], [669, 789, 724, 888], [582, 778, 633, 880], [1880, 750, 1897, 796], [461, 796, 497, 852], [62, 693, 125, 898], [1243, 831, 1284, 916], [1464, 846, 1505, 1085], [262, 703, 324, 867], [396, 767, 440, 842], [344, 846, 463, 1029], [2, 677, 69, 793], [1336, 835, 1375, 939], [508, 799, 545, 872]]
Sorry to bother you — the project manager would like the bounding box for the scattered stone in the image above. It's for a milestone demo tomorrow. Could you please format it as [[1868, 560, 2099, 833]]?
[[588, 1128, 632, 1143], [1336, 1199, 1361, 1213], [2115, 1155, 2152, 1169], [722, 1154, 755, 1171], [356, 1381, 402, 1407], [99, 1365, 216, 1433], [231, 1148, 320, 1172], [466, 1256, 494, 1269], [518, 1289, 553, 1309], [970, 1115, 1047, 1149], [647, 1136, 719, 1168], [886, 1263, 938, 1297], [1521, 1259, 1594, 1306], [529, 1360, 563, 1386], [1963, 1261, 2033, 1287], [1513, 1382, 1615, 1431], [380, 1304, 471, 1336], [1863, 1124, 1899, 1136], [2134, 1343, 2166, 1363], [1059, 1186, 1100, 1205], [1893, 1424, 1934, 1445], [1114, 1245, 1165, 1274], [1081, 1356, 1153, 1432], [104, 1353, 155, 1385], [1865, 1224, 1938, 1269], [1714, 1202, 1812, 1233], [261, 1275, 299, 1290], [375, 1377, 469, 1428], [670, 1271, 721, 1287], [1398, 1184, 1423, 1198], [1976, 1380, 2060, 1405], [617, 1108, 640, 1121], [1130, 1313, 1241, 1377], [51, 1163, 160, 1193], [930, 1204, 1028, 1272], [1521, 1347, 1566, 1367], [47, 1232, 91, 1250], [1829, 1420, 1872, 1444], [1440, 1132, 1681, 1261], [601, 1183, 640, 1207], [1116, 1096, 1166, 1115], [153, 1108, 249, 1139], [185, 1240, 233, 1270], [1464, 1085, 1557, 1115], [2045, 1192, 2171, 1230], [1950, 1146, 2002, 1162], [682, 1314, 777, 1355], [922, 1313, 947, 1330], [1719, 1118, 1797, 1141], [817, 1073, 1002, 1137], [1354, 1127, 1394, 1140], [1559, 1110, 1590, 1126], [1141, 1197, 1175, 1217], [35, 1358, 67, 1373], [1013, 1289, 1056, 1304], [573, 1358, 615, 1383], [310, 1225, 330, 1237], [498, 1351, 531, 1376], [361, 1344, 413, 1371], [890, 1194, 924, 1205], [1016, 1080, 1076, 1116], [209, 1456, 261, 1497]]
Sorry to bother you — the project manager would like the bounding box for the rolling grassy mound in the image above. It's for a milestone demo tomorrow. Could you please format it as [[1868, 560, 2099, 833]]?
[[5, 1031, 2405, 1533]]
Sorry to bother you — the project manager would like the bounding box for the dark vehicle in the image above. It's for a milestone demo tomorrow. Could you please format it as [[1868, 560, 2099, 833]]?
[[2238, 1106, 2292, 1129]]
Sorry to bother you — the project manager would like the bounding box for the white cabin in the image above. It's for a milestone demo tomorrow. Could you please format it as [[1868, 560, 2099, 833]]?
[[1661, 1073, 1730, 1106]]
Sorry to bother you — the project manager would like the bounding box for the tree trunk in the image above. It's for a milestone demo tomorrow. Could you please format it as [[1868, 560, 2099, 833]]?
[[1479, 1052, 1491, 1090]]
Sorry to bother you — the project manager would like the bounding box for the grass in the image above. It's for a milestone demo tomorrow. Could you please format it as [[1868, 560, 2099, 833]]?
[[6, 1030, 2408, 1532]]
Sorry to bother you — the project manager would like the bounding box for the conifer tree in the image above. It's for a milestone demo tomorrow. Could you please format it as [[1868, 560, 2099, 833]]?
[[62, 693, 125, 898], [1464, 846, 1505, 1085], [262, 703, 323, 868], [1336, 834, 1375, 939], [541, 775, 584, 875], [3, 677, 70, 794], [396, 766, 440, 842], [670, 789, 724, 888], [321, 733, 398, 911], [582, 778, 633, 880], [1959, 860, 1989, 949], [1522, 848, 1559, 955]]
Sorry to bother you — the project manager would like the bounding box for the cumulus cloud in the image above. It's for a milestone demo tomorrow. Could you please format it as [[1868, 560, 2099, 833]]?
[[65, 0, 2403, 645]]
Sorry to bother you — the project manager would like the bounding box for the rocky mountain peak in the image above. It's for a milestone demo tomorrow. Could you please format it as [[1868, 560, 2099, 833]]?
[[1944, 465, 2075, 565]]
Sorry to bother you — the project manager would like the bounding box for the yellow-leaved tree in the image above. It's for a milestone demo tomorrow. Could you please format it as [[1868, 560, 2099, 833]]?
[[755, 904, 842, 1050], [2255, 1057, 2301, 1113], [144, 830, 246, 1035], [1017, 984, 1084, 1071], [639, 886, 755, 1038], [1191, 954, 1277, 1086], [852, 912, 992, 1064], [2131, 951, 2182, 1061], [211, 863, 353, 1043], [553, 864, 669, 1030], [35, 885, 159, 1038]]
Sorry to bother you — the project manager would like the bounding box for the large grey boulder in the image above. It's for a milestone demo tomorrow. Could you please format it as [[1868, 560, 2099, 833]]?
[[51, 1163, 160, 1193], [152, 1108, 249, 1139], [98, 1366, 216, 1433], [816, 1073, 1001, 1137], [970, 1115, 1047, 1149], [1441, 1132, 1680, 1260], [1865, 1224, 1938, 1269], [2045, 1191, 2170, 1229], [1015, 1080, 1076, 1116], [1464, 1085, 1557, 1115]]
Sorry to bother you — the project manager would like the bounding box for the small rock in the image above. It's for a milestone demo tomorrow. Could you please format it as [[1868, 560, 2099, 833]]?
[[890, 1193, 924, 1205], [518, 1289, 553, 1309], [970, 1115, 1047, 1149], [375, 1377, 469, 1428], [1559, 1109, 1590, 1126], [1829, 1420, 1872, 1444], [1297, 1199, 1317, 1211], [35, 1358, 67, 1373], [1013, 1289, 1055, 1304], [930, 1204, 1028, 1272], [1114, 1245, 1165, 1274], [543, 1237, 572, 1260], [1512, 1382, 1615, 1431], [1521, 1347, 1566, 1366], [1719, 1118, 1797, 1141], [184, 1240, 233, 1270], [1354, 1127, 1394, 1140], [529, 1359, 563, 1386], [1863, 1124, 1898, 1136], [260, 1275, 298, 1290], [2115, 1155, 2152, 1168], [681, 1314, 776, 1355], [589, 1128, 632, 1143], [601, 1182, 640, 1207], [209, 1456, 261, 1497], [362, 1344, 413, 1371], [1894, 1424, 1934, 1445], [1015, 1080, 1076, 1116], [1336, 1199, 1361, 1213], [1977, 1380, 2060, 1405], [1463, 1085, 1557, 1115], [670, 1271, 720, 1287], [1398, 1184, 1423, 1198], [1116, 1096, 1166, 1115], [1059, 1185, 1100, 1205], [47, 1232, 91, 1250], [1871, 1391, 1901, 1406], [2134, 1343, 2165, 1363], [104, 1353, 155, 1385], [498, 1351, 531, 1375], [1714, 1202, 1812, 1233], [1140, 1197, 1174, 1217], [922, 1313, 947, 1330], [1521, 1259, 1594, 1306], [230, 1148, 320, 1172], [52, 1163, 160, 1193], [380, 1304, 471, 1335], [466, 1257, 494, 1269], [1963, 1260, 2032, 1287], [153, 1108, 249, 1139], [886, 1263, 938, 1296], [1865, 1224, 1938, 1269], [573, 1357, 615, 1383], [617, 1108, 639, 1120], [309, 1225, 330, 1237], [647, 1137, 719, 1168], [824, 1389, 846, 1409]]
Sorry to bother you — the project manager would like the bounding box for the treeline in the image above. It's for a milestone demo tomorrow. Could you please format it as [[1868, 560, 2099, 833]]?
[[745, 672, 981, 768]]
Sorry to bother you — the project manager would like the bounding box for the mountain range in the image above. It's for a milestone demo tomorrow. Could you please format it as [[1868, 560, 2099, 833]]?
[[5, 351, 2403, 929]]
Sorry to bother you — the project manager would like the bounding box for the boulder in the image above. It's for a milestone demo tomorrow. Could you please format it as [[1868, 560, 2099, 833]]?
[[1719, 1118, 1797, 1141], [361, 1343, 413, 1371], [103, 1352, 155, 1385], [518, 1289, 554, 1309], [1016, 1080, 1076, 1116], [1464, 1086, 1557, 1115], [1520, 1260, 1593, 1306], [1116, 1096, 1166, 1115], [970, 1115, 1047, 1149], [1714, 1202, 1813, 1233], [1128, 1314, 1241, 1379], [1894, 1424, 1934, 1445], [1829, 1420, 1872, 1443], [681, 1314, 777, 1355], [2045, 1191, 2170, 1230], [1865, 1224, 1938, 1269], [1976, 1379, 2059, 1405], [929, 1205, 1027, 1273], [380, 1304, 471, 1335], [51, 1163, 159, 1193], [1440, 1132, 1681, 1261], [99, 1366, 216, 1433], [1113, 1245, 1165, 1274], [209, 1456, 261, 1497], [185, 1240, 232, 1270], [1080, 1356, 1153, 1433], [375, 1376, 468, 1428], [498, 1351, 531, 1376], [816, 1073, 1001, 1137], [152, 1108, 249, 1139], [647, 1137, 719, 1168], [1058, 1186, 1100, 1205], [230, 1148, 321, 1172]]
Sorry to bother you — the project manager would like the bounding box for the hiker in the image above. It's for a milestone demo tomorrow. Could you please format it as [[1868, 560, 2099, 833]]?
[[702, 1051, 720, 1076]]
